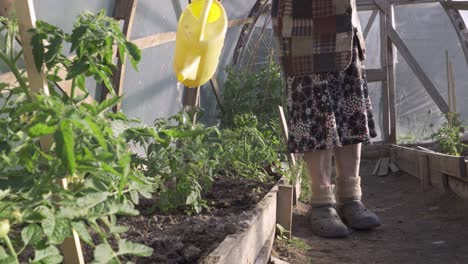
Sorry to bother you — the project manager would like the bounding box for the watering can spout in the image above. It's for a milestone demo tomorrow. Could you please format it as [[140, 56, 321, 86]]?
[[177, 56, 201, 82]]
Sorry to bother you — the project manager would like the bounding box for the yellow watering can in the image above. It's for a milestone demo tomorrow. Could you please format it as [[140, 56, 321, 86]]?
[[173, 0, 227, 88]]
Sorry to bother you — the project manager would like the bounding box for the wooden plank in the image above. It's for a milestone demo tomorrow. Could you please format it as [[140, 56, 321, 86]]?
[[449, 177, 468, 201], [374, 0, 392, 15], [209, 77, 224, 113], [132, 31, 176, 49], [201, 185, 278, 264], [276, 185, 293, 239], [420, 154, 430, 192], [365, 68, 386, 82], [449, 60, 457, 112], [14, 1, 84, 263], [277, 105, 296, 166], [378, 157, 390, 176], [363, 9, 378, 40], [108, 0, 138, 111], [389, 161, 399, 173], [428, 152, 466, 181], [182, 86, 200, 106], [441, 2, 468, 71], [386, 6, 397, 145], [254, 226, 275, 264], [372, 159, 382, 175], [446, 1, 468, 10], [387, 26, 450, 114], [379, 9, 390, 142], [132, 18, 253, 50], [391, 145, 422, 178]]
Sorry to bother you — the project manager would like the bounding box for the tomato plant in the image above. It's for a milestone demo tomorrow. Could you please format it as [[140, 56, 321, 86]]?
[[0, 13, 152, 263]]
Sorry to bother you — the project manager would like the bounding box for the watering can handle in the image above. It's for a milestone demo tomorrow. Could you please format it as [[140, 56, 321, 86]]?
[[198, 0, 213, 42]]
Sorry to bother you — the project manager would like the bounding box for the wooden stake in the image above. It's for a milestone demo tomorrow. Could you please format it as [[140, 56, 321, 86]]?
[[277, 106, 296, 166], [15, 1, 84, 263], [449, 60, 457, 113], [107, 0, 138, 112]]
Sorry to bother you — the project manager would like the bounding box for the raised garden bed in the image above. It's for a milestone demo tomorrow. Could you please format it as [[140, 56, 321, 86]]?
[[390, 144, 468, 202], [78, 176, 285, 263]]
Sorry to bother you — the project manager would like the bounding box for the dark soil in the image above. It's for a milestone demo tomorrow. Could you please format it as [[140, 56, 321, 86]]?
[[272, 159, 468, 264], [118, 176, 275, 263]]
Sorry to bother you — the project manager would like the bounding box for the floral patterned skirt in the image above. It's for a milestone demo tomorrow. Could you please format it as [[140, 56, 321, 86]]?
[[286, 35, 377, 154]]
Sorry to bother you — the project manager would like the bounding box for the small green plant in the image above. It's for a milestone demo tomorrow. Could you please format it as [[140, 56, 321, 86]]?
[[129, 111, 220, 214], [276, 224, 290, 241], [214, 114, 285, 182], [431, 112, 467, 156], [220, 60, 284, 128]]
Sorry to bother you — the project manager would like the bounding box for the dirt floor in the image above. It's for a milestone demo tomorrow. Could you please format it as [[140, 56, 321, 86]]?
[[272, 159, 468, 264]]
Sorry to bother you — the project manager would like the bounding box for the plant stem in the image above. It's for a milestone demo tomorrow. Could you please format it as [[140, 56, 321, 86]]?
[[3, 236, 19, 264], [0, 49, 31, 101]]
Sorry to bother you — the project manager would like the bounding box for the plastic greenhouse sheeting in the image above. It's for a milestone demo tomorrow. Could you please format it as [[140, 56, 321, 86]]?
[[121, 0, 257, 126], [2, 1, 468, 144]]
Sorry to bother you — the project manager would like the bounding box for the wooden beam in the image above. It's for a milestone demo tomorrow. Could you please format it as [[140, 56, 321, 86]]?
[[365, 68, 387, 82], [379, 9, 390, 142], [14, 1, 84, 263], [387, 26, 450, 113], [387, 5, 397, 144], [277, 105, 296, 167], [445, 1, 468, 10], [363, 9, 378, 40], [132, 17, 253, 51], [182, 86, 200, 106], [209, 77, 224, 113], [440, 2, 468, 70], [107, 0, 138, 112], [391, 145, 422, 178], [374, 0, 391, 15]]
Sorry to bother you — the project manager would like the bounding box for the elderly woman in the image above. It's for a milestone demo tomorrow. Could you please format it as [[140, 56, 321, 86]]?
[[272, 0, 381, 238]]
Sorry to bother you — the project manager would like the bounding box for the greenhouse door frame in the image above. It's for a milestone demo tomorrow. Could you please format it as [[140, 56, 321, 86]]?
[[358, 0, 468, 144]]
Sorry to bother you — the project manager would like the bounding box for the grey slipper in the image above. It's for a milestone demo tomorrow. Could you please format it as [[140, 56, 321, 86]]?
[[310, 206, 350, 238], [338, 200, 381, 230]]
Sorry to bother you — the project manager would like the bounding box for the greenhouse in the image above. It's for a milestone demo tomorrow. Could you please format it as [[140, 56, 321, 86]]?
[[1, 0, 468, 263]]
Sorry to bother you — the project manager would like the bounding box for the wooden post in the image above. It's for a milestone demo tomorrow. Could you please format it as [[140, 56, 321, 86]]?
[[363, 9, 378, 40], [15, 1, 84, 263], [378, 0, 397, 145], [106, 0, 138, 112], [276, 185, 293, 238], [448, 59, 457, 113], [277, 106, 296, 166], [379, 7, 390, 143]]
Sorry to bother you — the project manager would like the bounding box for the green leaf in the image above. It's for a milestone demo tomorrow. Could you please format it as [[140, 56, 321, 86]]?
[[31, 33, 45, 72], [49, 218, 72, 244], [109, 225, 128, 234], [21, 224, 43, 247], [129, 190, 139, 205], [27, 123, 57, 137], [92, 243, 117, 264], [71, 221, 94, 247], [38, 206, 55, 238], [44, 36, 63, 68], [125, 41, 141, 70], [67, 60, 90, 79], [0, 246, 16, 263], [77, 192, 110, 209], [97, 96, 121, 114], [54, 121, 76, 175], [32, 245, 63, 264], [117, 239, 153, 257], [70, 26, 88, 53]]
